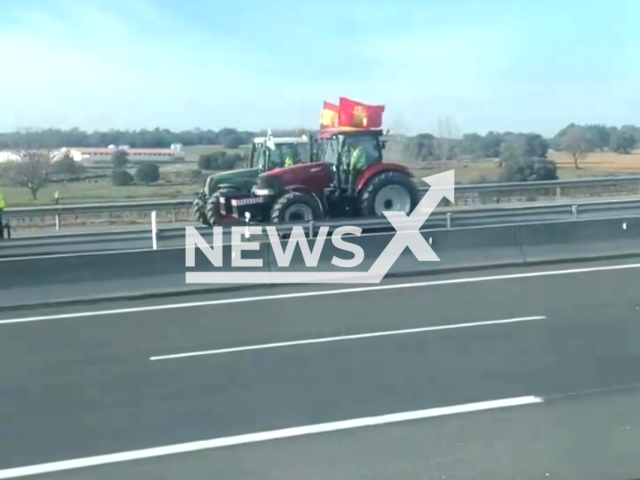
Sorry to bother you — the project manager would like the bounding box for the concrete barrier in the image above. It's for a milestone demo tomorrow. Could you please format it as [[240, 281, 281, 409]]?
[[405, 225, 524, 274], [520, 218, 640, 263], [0, 241, 270, 309], [5, 217, 640, 310]]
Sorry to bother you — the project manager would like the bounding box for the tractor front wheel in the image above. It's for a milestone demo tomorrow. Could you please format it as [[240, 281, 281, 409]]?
[[359, 171, 419, 217], [205, 188, 244, 225], [193, 194, 210, 226], [270, 191, 323, 224]]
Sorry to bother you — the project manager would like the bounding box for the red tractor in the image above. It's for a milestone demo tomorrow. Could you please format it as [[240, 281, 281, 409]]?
[[225, 127, 420, 224]]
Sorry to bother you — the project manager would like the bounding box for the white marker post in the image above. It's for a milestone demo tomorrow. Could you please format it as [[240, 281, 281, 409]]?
[[151, 211, 157, 250]]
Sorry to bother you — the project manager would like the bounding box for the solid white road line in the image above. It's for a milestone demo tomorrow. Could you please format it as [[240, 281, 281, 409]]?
[[150, 315, 546, 361], [0, 396, 543, 479], [1, 261, 639, 325]]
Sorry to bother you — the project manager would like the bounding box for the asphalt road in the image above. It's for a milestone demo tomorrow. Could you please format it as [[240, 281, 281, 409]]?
[[1, 258, 640, 478]]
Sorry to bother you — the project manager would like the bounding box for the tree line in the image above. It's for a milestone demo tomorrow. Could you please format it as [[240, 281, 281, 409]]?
[[395, 124, 640, 165], [0, 128, 292, 151], [1, 124, 637, 163], [1, 123, 639, 200]]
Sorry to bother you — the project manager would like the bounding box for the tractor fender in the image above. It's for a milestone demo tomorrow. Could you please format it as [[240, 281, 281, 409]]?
[[355, 163, 414, 193], [283, 185, 326, 215]]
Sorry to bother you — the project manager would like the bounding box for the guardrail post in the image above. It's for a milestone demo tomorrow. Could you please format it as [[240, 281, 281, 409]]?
[[151, 211, 157, 249], [446, 212, 452, 229], [55, 213, 60, 230], [308, 221, 315, 239], [172, 209, 176, 223], [572, 204, 578, 220], [556, 186, 561, 199]]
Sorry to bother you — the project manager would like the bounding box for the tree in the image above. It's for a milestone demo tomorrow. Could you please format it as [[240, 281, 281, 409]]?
[[521, 133, 549, 158], [111, 169, 133, 186], [479, 132, 503, 158], [135, 163, 160, 185], [432, 116, 460, 161], [222, 134, 244, 149], [610, 130, 636, 154], [459, 133, 484, 158], [560, 127, 593, 169], [2, 150, 51, 200], [499, 140, 520, 165], [584, 125, 611, 151], [111, 149, 129, 168], [1, 129, 52, 200]]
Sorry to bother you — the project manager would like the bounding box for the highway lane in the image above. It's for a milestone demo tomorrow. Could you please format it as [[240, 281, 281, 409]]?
[[18, 386, 640, 480], [1, 259, 640, 477]]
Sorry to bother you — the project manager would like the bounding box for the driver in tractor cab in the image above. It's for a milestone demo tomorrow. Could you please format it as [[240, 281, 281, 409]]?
[[283, 146, 299, 167], [345, 139, 375, 190]]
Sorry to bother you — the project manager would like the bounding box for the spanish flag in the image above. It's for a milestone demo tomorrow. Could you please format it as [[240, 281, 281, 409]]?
[[320, 101, 339, 129], [338, 97, 385, 129]]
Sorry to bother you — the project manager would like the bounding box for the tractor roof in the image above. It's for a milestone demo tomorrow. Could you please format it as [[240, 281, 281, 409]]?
[[253, 136, 309, 144], [317, 127, 384, 139]]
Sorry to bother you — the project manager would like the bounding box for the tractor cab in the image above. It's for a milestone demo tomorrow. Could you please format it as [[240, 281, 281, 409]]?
[[248, 136, 311, 172], [316, 127, 385, 195]]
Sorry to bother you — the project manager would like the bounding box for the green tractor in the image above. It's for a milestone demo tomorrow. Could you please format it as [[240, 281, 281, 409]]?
[[192, 135, 312, 225]]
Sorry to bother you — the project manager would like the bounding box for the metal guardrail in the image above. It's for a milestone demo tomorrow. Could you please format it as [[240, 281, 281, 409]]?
[[3, 197, 640, 259], [4, 174, 640, 231], [229, 196, 640, 238]]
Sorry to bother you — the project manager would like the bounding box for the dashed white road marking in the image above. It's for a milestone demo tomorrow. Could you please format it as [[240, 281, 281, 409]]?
[[150, 315, 546, 361]]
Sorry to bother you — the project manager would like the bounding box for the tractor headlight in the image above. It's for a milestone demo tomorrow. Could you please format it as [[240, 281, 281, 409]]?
[[253, 174, 281, 196], [252, 186, 274, 196]]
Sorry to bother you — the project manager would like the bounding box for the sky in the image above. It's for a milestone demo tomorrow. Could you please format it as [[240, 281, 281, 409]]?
[[1, 0, 639, 136]]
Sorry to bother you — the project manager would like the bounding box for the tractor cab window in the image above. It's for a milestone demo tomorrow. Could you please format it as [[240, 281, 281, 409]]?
[[279, 143, 310, 165], [341, 134, 382, 163], [249, 143, 261, 168], [258, 145, 277, 170], [319, 138, 339, 166]]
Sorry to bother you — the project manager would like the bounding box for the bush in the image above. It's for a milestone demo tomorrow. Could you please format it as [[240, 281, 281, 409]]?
[[111, 149, 129, 168], [51, 155, 85, 177], [197, 151, 245, 170], [135, 162, 160, 185], [498, 158, 558, 183], [111, 168, 134, 186]]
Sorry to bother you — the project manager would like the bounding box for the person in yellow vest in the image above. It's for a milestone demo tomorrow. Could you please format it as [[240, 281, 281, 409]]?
[[345, 141, 376, 190], [283, 146, 299, 167], [0, 187, 5, 239]]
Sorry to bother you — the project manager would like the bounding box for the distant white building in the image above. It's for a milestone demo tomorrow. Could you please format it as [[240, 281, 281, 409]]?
[[0, 151, 21, 163], [54, 144, 185, 165]]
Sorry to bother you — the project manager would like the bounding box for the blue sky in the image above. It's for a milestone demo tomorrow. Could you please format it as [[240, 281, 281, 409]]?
[[1, 0, 638, 136]]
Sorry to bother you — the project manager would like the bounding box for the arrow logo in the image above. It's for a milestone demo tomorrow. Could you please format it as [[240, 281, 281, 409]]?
[[358, 170, 454, 283]]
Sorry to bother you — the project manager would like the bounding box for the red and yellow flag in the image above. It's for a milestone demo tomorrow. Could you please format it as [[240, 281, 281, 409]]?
[[338, 97, 385, 129], [320, 101, 339, 129]]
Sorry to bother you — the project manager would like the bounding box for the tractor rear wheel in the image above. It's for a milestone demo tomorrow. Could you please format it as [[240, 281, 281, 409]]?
[[270, 191, 323, 224], [193, 194, 210, 226], [358, 171, 419, 217]]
